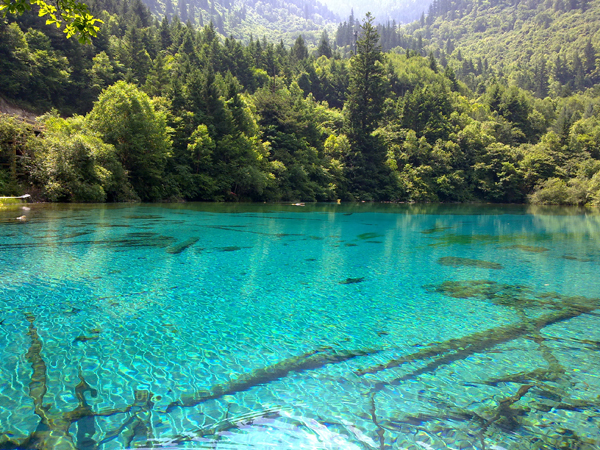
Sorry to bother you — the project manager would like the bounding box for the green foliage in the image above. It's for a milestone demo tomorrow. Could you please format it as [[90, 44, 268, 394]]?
[[1, 0, 102, 43], [252, 81, 334, 201], [139, 0, 338, 47], [0, 113, 33, 195], [86, 81, 171, 201], [529, 161, 600, 206], [417, 0, 600, 96], [346, 13, 386, 138], [30, 115, 134, 201], [0, 22, 72, 110], [343, 13, 394, 200], [2, 1, 600, 207], [473, 143, 525, 203]]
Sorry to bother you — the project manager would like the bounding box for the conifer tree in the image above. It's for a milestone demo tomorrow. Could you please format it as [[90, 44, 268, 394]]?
[[346, 13, 385, 138], [534, 58, 549, 98], [584, 39, 596, 74], [159, 16, 172, 51], [291, 35, 309, 62], [344, 13, 390, 199], [573, 53, 585, 90], [317, 30, 332, 58]]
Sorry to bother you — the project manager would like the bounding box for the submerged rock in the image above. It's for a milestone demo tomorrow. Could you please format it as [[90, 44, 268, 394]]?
[[425, 279, 600, 312], [562, 255, 594, 262], [357, 233, 383, 240], [437, 256, 504, 270], [339, 277, 365, 285], [74, 335, 99, 343], [428, 233, 548, 247], [64, 307, 82, 316], [505, 245, 549, 253], [420, 226, 454, 234]]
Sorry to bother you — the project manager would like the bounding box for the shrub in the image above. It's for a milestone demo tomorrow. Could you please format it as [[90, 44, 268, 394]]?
[[32, 116, 136, 202]]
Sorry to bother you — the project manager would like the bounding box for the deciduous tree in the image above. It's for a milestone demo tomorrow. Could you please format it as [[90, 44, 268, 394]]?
[[87, 81, 172, 201]]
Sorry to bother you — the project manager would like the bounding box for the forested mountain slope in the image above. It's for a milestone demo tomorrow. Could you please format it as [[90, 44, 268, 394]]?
[[126, 0, 338, 44], [319, 0, 433, 24], [409, 0, 599, 96]]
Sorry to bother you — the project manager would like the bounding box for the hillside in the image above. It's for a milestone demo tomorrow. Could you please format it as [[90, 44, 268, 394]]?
[[133, 0, 338, 45], [408, 0, 599, 95], [319, 0, 433, 24]]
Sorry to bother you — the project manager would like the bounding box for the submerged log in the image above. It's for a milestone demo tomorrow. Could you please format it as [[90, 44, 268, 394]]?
[[166, 237, 199, 254], [167, 346, 380, 412], [486, 384, 533, 431], [358, 305, 597, 377], [21, 314, 78, 450]]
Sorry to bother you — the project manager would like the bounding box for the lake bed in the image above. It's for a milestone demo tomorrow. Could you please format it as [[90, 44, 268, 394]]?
[[1, 203, 599, 449]]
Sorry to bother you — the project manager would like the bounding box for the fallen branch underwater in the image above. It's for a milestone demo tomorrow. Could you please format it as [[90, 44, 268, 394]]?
[[3, 280, 599, 450], [357, 281, 600, 381], [354, 281, 600, 450], [166, 346, 382, 412], [0, 315, 155, 450], [1, 314, 80, 450], [0, 314, 382, 449], [356, 305, 592, 379]]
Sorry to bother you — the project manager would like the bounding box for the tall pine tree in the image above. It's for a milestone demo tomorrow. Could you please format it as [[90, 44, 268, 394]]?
[[344, 13, 391, 200], [346, 13, 385, 139]]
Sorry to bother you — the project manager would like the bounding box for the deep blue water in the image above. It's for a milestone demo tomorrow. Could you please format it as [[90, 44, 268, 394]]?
[[1, 203, 599, 449]]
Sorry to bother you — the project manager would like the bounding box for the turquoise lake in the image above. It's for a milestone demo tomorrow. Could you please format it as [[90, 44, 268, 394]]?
[[1, 203, 599, 449]]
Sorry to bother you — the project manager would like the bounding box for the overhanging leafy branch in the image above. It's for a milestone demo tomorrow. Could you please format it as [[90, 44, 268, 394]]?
[[0, 0, 102, 43]]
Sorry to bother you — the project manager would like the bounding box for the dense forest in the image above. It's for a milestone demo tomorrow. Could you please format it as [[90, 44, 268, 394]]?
[[134, 0, 338, 45], [1, 0, 599, 205], [320, 0, 433, 25]]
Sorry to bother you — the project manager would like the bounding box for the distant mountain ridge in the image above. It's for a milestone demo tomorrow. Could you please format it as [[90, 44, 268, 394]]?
[[411, 0, 600, 95], [137, 0, 339, 45], [319, 0, 434, 24]]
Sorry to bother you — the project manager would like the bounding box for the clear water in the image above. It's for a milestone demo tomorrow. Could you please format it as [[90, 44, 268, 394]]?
[[1, 203, 599, 450]]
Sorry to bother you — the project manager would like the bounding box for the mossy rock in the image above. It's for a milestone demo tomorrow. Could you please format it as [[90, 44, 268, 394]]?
[[428, 233, 549, 247], [562, 255, 594, 262], [0, 197, 23, 205], [420, 225, 454, 234]]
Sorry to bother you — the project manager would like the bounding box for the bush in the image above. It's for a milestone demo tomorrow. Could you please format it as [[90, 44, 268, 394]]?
[[529, 178, 569, 205], [32, 116, 136, 202], [87, 81, 171, 201], [0, 113, 34, 195], [529, 175, 600, 206]]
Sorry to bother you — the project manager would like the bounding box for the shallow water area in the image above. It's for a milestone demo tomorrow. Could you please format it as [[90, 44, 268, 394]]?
[[1, 203, 600, 449]]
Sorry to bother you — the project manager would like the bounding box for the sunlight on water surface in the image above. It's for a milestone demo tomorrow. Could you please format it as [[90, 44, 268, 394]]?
[[1, 203, 599, 449]]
